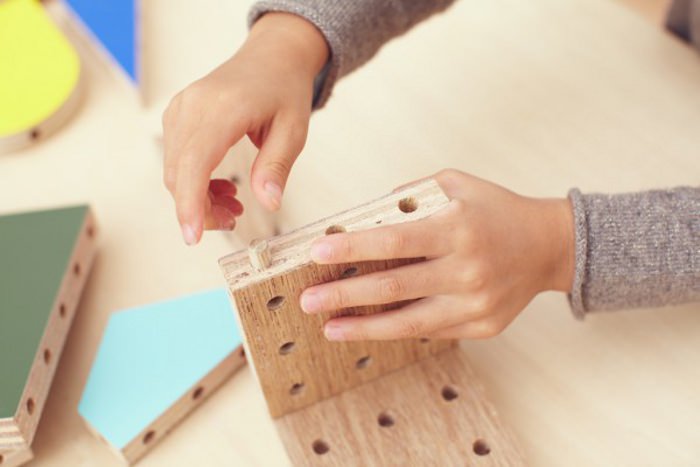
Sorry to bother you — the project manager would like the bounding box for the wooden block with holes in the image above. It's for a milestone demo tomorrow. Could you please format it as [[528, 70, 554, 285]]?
[[220, 179, 526, 465], [78, 289, 246, 465], [0, 205, 96, 458]]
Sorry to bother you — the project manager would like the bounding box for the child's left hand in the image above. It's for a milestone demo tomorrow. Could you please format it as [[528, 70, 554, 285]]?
[[300, 169, 575, 341]]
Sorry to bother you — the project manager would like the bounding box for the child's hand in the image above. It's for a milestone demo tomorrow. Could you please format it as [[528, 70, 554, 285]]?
[[162, 13, 329, 244], [301, 170, 575, 340]]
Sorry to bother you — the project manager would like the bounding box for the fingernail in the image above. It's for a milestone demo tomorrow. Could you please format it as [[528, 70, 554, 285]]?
[[324, 323, 346, 341], [300, 292, 322, 313], [310, 242, 333, 262], [181, 224, 197, 245], [264, 181, 282, 209]]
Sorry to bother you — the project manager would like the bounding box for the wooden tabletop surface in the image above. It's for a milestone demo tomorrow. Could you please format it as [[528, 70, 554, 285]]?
[[1, 0, 698, 465]]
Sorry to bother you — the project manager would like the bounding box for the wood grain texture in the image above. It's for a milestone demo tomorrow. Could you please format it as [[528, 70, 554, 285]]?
[[221, 180, 455, 417], [3, 0, 699, 465], [0, 207, 97, 450], [276, 348, 526, 466], [78, 289, 247, 465], [101, 346, 246, 465]]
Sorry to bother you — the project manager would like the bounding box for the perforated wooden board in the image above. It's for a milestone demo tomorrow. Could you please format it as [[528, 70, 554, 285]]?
[[0, 205, 96, 450], [220, 180, 455, 418], [79, 289, 247, 465], [276, 348, 526, 466]]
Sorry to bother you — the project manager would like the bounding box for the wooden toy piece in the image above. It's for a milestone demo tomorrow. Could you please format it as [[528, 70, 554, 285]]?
[[0, 0, 82, 154], [220, 179, 455, 418], [0, 205, 96, 451], [61, 0, 140, 87], [220, 179, 526, 465], [79, 289, 246, 465], [0, 446, 33, 467], [277, 350, 525, 465]]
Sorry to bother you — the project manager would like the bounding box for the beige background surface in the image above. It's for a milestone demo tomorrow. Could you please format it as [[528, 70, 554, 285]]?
[[0, 0, 698, 465]]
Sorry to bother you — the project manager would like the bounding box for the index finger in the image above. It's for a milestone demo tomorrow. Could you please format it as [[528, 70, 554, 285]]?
[[309, 216, 451, 264]]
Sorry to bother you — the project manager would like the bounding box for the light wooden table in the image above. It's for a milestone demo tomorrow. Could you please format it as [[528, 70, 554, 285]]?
[[1, 0, 698, 465]]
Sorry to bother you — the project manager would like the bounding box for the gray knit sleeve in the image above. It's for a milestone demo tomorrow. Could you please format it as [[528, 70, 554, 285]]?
[[568, 187, 700, 318], [666, 0, 700, 51], [248, 0, 456, 108]]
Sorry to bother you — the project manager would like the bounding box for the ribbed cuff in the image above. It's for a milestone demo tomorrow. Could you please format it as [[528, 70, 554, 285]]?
[[567, 188, 588, 320], [248, 2, 339, 109]]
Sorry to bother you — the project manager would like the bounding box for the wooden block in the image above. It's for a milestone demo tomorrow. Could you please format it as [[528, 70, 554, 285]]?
[[220, 179, 455, 418], [79, 289, 246, 465], [61, 0, 140, 86], [0, 0, 82, 154], [276, 348, 526, 466], [221, 180, 525, 464], [0, 205, 96, 450], [0, 446, 33, 467]]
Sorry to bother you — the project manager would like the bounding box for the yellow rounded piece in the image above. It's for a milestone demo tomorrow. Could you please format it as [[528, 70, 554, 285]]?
[[0, 0, 81, 143]]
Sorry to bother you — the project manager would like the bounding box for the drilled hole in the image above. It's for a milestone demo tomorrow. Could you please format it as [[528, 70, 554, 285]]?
[[473, 439, 491, 456], [290, 382, 305, 396], [73, 263, 81, 276], [59, 303, 67, 318], [419, 337, 430, 343], [355, 355, 372, 369], [312, 439, 329, 455], [340, 267, 358, 279], [279, 341, 296, 355], [230, 175, 240, 184], [398, 197, 418, 213], [143, 430, 155, 444], [325, 225, 345, 235], [26, 398, 35, 415], [192, 386, 204, 400], [43, 349, 51, 364], [30, 128, 40, 141], [377, 411, 395, 428], [267, 295, 286, 311], [239, 347, 246, 360], [441, 385, 459, 402]]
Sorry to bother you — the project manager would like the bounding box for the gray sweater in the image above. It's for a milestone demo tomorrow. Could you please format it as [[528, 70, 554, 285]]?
[[249, 0, 700, 317]]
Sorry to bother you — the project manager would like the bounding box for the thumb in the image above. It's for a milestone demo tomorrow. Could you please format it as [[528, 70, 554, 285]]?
[[251, 116, 308, 211]]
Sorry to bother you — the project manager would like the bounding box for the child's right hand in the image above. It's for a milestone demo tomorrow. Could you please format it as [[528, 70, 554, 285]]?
[[162, 13, 329, 245]]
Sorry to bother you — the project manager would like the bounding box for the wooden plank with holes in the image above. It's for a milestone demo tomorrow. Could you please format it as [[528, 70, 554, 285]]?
[[0, 205, 97, 451], [78, 289, 246, 465], [220, 179, 455, 418], [220, 179, 525, 465], [276, 348, 526, 466]]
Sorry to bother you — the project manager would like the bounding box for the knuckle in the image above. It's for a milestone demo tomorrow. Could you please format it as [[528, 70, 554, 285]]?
[[378, 275, 405, 302], [381, 230, 406, 256], [472, 291, 496, 315], [395, 318, 423, 339], [347, 326, 369, 341], [335, 237, 354, 261], [329, 287, 349, 309], [436, 168, 460, 183], [286, 119, 309, 150], [476, 319, 504, 339], [263, 158, 292, 179]]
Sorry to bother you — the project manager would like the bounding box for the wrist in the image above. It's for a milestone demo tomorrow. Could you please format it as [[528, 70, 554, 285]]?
[[535, 197, 575, 293], [248, 12, 329, 79]]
